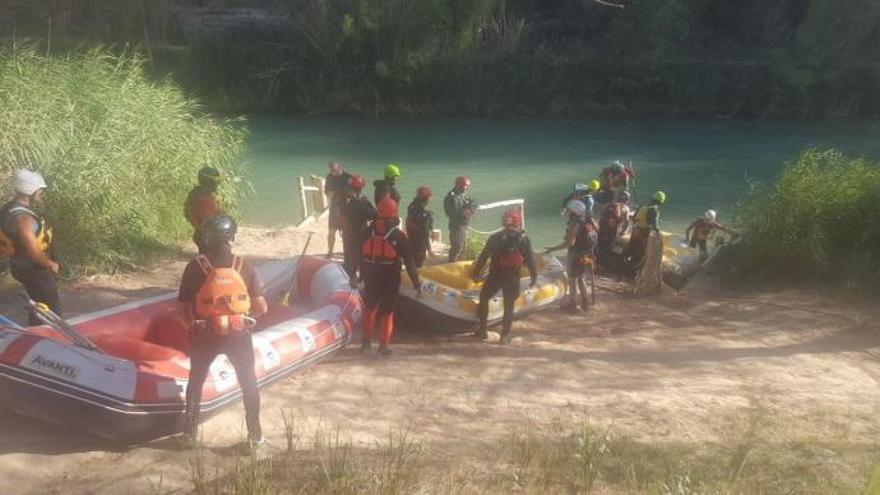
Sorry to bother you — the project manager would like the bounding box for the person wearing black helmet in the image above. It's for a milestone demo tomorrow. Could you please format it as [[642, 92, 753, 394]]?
[[184, 167, 224, 253], [177, 215, 268, 450]]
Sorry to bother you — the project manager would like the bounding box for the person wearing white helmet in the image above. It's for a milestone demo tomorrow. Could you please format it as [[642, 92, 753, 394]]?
[[545, 199, 599, 311], [684, 209, 736, 262], [1, 169, 61, 324]]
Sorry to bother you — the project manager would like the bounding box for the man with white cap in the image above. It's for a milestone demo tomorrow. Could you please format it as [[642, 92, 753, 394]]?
[[1, 170, 60, 324]]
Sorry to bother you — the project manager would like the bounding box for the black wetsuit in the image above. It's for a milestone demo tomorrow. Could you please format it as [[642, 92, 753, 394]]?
[[405, 198, 433, 268], [373, 179, 401, 206], [565, 217, 597, 309], [473, 229, 537, 339], [340, 194, 377, 282]]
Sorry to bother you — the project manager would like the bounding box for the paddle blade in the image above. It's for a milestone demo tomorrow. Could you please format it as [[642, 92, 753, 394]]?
[[280, 292, 292, 307]]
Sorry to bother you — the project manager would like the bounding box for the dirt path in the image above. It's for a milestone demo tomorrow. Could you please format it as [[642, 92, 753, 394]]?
[[1, 226, 879, 493]]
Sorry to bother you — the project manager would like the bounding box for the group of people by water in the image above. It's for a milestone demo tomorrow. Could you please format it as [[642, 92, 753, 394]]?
[[1, 162, 735, 451]]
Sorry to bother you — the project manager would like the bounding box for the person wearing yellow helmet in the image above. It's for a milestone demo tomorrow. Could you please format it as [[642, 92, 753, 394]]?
[[374, 163, 402, 206], [626, 191, 666, 270]]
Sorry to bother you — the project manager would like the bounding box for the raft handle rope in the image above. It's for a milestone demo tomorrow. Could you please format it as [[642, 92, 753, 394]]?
[[466, 199, 526, 235]]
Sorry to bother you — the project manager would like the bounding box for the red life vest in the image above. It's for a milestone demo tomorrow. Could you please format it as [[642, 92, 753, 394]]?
[[496, 232, 525, 270], [362, 225, 400, 265]]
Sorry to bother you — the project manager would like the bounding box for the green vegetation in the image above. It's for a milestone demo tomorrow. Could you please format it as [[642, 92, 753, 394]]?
[[0, 48, 247, 272], [732, 149, 880, 288], [4, 0, 880, 118], [187, 414, 879, 494]]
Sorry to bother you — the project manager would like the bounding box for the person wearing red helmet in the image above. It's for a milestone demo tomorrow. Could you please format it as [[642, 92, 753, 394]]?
[[324, 161, 353, 259], [472, 207, 537, 344], [340, 175, 376, 287], [405, 186, 435, 268], [360, 197, 421, 356], [444, 176, 477, 262]]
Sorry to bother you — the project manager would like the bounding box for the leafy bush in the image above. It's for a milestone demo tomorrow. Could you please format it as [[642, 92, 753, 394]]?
[[0, 48, 247, 272], [732, 148, 880, 288]]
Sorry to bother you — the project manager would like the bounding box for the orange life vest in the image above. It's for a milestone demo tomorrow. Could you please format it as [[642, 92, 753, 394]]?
[[362, 226, 400, 265], [194, 255, 251, 335]]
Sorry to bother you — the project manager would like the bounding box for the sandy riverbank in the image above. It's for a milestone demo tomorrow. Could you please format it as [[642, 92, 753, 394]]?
[[1, 224, 878, 493]]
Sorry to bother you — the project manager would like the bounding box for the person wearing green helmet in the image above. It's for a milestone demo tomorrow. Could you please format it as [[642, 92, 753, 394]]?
[[374, 163, 402, 206], [626, 190, 666, 270], [185, 167, 224, 253]]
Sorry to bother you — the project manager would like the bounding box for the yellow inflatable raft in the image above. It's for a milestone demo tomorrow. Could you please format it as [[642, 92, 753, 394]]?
[[397, 254, 567, 332]]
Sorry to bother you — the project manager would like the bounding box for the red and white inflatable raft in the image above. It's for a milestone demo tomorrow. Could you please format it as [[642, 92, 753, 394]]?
[[0, 256, 360, 440]]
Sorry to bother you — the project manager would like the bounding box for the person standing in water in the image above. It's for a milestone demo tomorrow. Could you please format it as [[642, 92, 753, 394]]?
[[0, 170, 60, 324], [685, 209, 736, 262], [185, 167, 223, 253], [340, 175, 376, 287], [473, 208, 537, 344], [546, 200, 598, 312], [626, 191, 666, 270], [324, 161, 352, 259], [405, 186, 435, 268], [177, 215, 267, 450], [360, 197, 421, 356], [444, 176, 477, 262], [373, 164, 402, 206]]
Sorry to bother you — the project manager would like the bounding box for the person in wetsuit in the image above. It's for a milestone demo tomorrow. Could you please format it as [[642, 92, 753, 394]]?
[[405, 186, 434, 268], [444, 176, 477, 262], [340, 175, 376, 287]]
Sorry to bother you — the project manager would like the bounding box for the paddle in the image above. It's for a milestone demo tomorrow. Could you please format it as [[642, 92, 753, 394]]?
[[22, 296, 103, 353], [280, 232, 314, 307]]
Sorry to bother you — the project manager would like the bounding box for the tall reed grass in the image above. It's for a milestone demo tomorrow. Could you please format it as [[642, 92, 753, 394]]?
[[732, 148, 880, 288], [0, 47, 247, 272]]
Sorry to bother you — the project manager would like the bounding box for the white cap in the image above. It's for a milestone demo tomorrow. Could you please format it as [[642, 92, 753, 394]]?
[[705, 209, 717, 221], [14, 169, 48, 196]]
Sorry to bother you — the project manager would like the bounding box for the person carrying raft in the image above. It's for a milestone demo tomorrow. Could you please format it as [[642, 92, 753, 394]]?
[[324, 160, 352, 259], [1, 170, 60, 324], [374, 163, 402, 206], [546, 200, 598, 312], [626, 191, 666, 271], [177, 215, 268, 450], [360, 197, 421, 356], [684, 209, 736, 263], [340, 175, 376, 288], [184, 167, 224, 253], [472, 208, 537, 344], [405, 186, 435, 268], [444, 176, 477, 262]]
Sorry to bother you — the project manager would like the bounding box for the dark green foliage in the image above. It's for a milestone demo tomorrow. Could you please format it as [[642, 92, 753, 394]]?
[[732, 149, 880, 288], [0, 48, 247, 272], [3, 0, 880, 118]]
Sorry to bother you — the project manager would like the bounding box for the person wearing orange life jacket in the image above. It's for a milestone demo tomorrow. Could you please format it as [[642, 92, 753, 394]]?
[[546, 200, 598, 312], [597, 190, 631, 264], [405, 186, 434, 268], [600, 161, 633, 196], [340, 175, 376, 287], [177, 215, 268, 450], [360, 197, 421, 356], [473, 208, 537, 344], [1, 170, 59, 325], [685, 209, 736, 262], [184, 167, 223, 253]]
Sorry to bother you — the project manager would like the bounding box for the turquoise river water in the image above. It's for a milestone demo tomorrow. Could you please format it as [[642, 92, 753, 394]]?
[[241, 117, 879, 246]]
